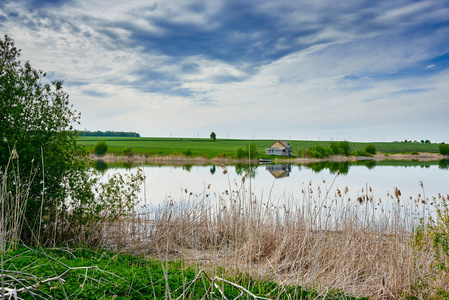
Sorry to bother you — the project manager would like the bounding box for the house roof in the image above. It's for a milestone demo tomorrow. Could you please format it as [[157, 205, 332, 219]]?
[[266, 140, 291, 149]]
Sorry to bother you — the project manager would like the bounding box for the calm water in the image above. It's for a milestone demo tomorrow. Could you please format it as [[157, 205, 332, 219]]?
[[97, 161, 449, 212]]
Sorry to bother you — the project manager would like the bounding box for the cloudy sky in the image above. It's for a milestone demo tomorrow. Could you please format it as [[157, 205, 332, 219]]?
[[1, 0, 448, 142]]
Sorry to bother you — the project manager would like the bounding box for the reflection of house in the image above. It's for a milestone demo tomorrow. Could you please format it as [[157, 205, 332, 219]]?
[[266, 164, 292, 178], [265, 140, 292, 156]]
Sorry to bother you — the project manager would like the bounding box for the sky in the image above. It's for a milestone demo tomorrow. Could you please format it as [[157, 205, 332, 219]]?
[[1, 0, 448, 142]]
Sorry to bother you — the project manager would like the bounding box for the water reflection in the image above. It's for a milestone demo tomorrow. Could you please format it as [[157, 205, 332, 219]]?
[[210, 165, 216, 174], [439, 159, 449, 169], [266, 164, 291, 178], [305, 161, 350, 174], [235, 164, 258, 178], [92, 159, 449, 175], [182, 164, 193, 172], [92, 160, 108, 173]]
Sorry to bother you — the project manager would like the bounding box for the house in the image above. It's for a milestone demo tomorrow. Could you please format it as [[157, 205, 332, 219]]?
[[265, 140, 292, 156]]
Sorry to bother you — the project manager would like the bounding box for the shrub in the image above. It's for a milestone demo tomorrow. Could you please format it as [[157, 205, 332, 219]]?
[[235, 143, 259, 159], [183, 148, 193, 156], [439, 143, 449, 156], [415, 202, 449, 297], [0, 35, 144, 246], [94, 140, 108, 156], [306, 145, 332, 158], [329, 142, 342, 155], [354, 150, 369, 157], [364, 144, 377, 155], [339, 141, 351, 156], [123, 147, 133, 157]]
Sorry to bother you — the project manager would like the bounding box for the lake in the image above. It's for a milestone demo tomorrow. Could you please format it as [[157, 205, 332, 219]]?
[[97, 160, 449, 227]]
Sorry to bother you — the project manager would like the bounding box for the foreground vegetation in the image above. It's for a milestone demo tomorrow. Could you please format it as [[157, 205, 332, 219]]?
[[2, 242, 365, 299], [78, 136, 443, 159]]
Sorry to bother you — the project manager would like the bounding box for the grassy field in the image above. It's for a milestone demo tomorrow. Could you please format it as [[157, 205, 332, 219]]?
[[77, 136, 441, 158]]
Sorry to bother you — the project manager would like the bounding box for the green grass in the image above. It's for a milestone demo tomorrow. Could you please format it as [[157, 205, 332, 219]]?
[[77, 136, 441, 158], [1, 243, 365, 299]]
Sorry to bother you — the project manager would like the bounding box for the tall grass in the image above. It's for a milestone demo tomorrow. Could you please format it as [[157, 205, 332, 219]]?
[[103, 167, 447, 299]]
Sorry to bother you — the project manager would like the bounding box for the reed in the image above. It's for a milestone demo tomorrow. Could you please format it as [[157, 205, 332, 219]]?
[[102, 169, 446, 299]]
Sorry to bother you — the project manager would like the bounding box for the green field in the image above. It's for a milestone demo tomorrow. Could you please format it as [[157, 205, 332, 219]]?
[[77, 136, 441, 158]]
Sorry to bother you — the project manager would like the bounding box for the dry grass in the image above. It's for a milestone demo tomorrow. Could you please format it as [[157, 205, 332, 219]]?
[[99, 168, 447, 299]]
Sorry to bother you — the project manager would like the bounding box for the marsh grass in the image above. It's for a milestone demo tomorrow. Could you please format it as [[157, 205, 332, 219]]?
[[101, 167, 447, 299]]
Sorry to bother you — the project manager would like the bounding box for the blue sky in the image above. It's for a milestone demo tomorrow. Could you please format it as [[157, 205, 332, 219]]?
[[1, 0, 448, 142]]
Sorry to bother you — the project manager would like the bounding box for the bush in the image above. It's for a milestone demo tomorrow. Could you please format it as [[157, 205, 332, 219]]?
[[94, 140, 108, 156], [329, 142, 342, 155], [306, 145, 332, 158], [235, 143, 259, 159], [183, 148, 193, 156], [0, 35, 144, 246], [339, 141, 351, 156], [364, 144, 377, 155], [123, 147, 133, 157], [439, 143, 449, 156], [415, 202, 449, 297]]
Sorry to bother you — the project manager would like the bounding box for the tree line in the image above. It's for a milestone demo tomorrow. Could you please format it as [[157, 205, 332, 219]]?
[[79, 130, 140, 137]]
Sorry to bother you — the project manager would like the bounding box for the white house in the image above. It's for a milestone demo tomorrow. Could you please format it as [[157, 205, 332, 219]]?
[[265, 140, 292, 156]]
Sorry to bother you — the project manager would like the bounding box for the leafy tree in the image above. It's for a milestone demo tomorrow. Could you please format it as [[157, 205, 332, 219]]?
[[364, 144, 377, 155], [305, 145, 332, 158], [235, 143, 259, 159], [210, 132, 216, 141], [329, 142, 342, 155], [94, 140, 108, 155], [439, 143, 449, 156], [0, 35, 143, 245], [338, 141, 351, 156]]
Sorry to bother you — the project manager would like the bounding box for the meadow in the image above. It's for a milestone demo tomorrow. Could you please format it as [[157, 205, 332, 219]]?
[[77, 136, 441, 158]]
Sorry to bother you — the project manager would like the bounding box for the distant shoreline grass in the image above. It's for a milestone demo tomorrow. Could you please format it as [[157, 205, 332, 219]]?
[[77, 136, 444, 162]]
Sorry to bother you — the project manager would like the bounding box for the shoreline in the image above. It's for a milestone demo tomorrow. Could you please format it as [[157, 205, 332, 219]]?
[[89, 152, 447, 165]]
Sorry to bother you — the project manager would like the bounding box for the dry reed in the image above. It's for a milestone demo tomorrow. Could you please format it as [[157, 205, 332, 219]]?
[[100, 170, 445, 299]]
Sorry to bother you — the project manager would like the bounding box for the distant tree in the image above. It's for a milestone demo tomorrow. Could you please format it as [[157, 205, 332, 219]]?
[[94, 140, 108, 155], [439, 143, 449, 156], [210, 132, 216, 141], [425, 140, 431, 144], [364, 144, 377, 155]]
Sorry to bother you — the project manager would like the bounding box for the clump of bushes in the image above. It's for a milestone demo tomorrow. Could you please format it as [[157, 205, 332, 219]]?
[[183, 148, 193, 156], [364, 144, 377, 155], [94, 140, 108, 156], [305, 141, 352, 158], [415, 201, 449, 297], [439, 143, 449, 156], [123, 147, 133, 157], [0, 35, 144, 246], [235, 143, 259, 159]]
